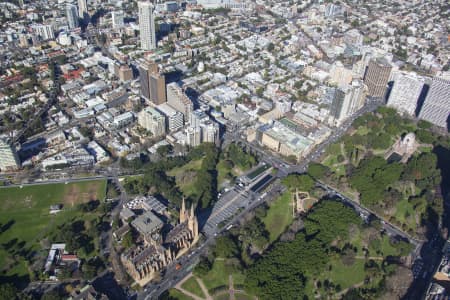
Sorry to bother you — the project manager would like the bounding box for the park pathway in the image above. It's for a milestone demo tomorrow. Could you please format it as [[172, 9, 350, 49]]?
[[174, 272, 212, 300], [196, 276, 212, 300], [229, 275, 235, 300]]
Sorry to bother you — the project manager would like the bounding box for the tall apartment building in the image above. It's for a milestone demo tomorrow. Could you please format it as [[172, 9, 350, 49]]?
[[139, 61, 166, 104], [387, 72, 425, 117], [138, 107, 166, 137], [157, 103, 184, 132], [138, 2, 156, 50], [328, 80, 367, 126], [112, 10, 124, 29], [0, 139, 20, 171], [418, 76, 450, 128], [186, 126, 201, 147], [66, 4, 79, 29], [166, 83, 193, 121], [200, 121, 220, 144], [189, 110, 209, 128], [77, 0, 88, 19], [363, 58, 392, 99]]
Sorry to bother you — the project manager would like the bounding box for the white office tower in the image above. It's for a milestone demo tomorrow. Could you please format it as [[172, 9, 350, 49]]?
[[32, 24, 55, 40], [138, 2, 157, 50], [329, 80, 367, 126], [138, 107, 166, 137], [157, 103, 184, 132], [186, 126, 201, 147], [0, 139, 20, 172], [387, 72, 425, 117], [200, 121, 220, 144], [418, 77, 450, 128], [112, 10, 124, 28], [66, 4, 79, 29], [189, 110, 209, 128], [166, 83, 193, 120], [78, 0, 88, 18]]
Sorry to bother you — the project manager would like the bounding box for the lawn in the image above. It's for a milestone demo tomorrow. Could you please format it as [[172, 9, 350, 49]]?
[[167, 159, 203, 197], [167, 159, 203, 177], [201, 259, 245, 292], [181, 276, 205, 298], [168, 289, 194, 300], [0, 180, 106, 282], [262, 191, 294, 243], [324, 258, 366, 288], [394, 198, 417, 231], [355, 126, 370, 136]]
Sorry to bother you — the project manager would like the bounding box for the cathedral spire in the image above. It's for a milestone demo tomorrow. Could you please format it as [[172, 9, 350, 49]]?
[[180, 197, 186, 224]]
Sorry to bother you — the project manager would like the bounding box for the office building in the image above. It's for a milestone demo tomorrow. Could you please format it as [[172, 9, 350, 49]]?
[[139, 61, 166, 105], [189, 110, 209, 128], [78, 0, 88, 19], [32, 24, 55, 41], [328, 80, 367, 126], [387, 72, 425, 117], [138, 107, 166, 137], [66, 4, 79, 29], [418, 77, 450, 128], [116, 65, 133, 82], [186, 126, 201, 147], [364, 58, 392, 98], [157, 103, 184, 132], [200, 121, 220, 144], [0, 139, 20, 171], [112, 10, 124, 29], [166, 83, 193, 120], [138, 2, 157, 50]]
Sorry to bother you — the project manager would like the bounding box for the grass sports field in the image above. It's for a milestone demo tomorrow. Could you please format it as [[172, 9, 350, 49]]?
[[0, 180, 106, 283]]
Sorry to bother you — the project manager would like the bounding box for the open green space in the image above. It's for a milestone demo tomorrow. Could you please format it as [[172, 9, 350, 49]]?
[[322, 258, 366, 288], [167, 158, 204, 178], [168, 289, 194, 300], [0, 180, 106, 281], [167, 158, 204, 198], [181, 277, 205, 298], [201, 259, 245, 292], [262, 191, 294, 242], [394, 198, 417, 230]]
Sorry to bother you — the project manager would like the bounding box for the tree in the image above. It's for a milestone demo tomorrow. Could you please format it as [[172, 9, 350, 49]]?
[[307, 163, 330, 180], [0, 284, 18, 300], [193, 256, 212, 276], [281, 174, 315, 192], [41, 290, 64, 300], [213, 236, 239, 258]]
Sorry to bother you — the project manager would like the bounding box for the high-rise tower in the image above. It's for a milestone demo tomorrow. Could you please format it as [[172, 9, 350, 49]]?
[[139, 60, 166, 104], [387, 72, 425, 117], [138, 1, 157, 50], [77, 0, 88, 19], [363, 58, 392, 99], [418, 76, 450, 129], [66, 4, 79, 29]]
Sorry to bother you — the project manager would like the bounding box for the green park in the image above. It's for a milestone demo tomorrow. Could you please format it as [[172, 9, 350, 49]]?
[[0, 179, 107, 285]]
